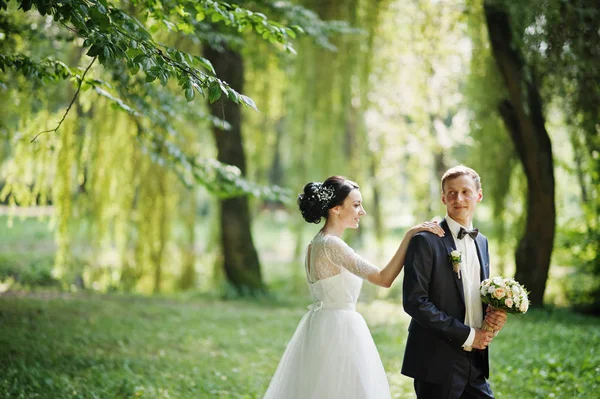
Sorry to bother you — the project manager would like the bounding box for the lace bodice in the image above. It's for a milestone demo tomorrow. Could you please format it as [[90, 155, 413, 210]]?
[[306, 232, 380, 282], [304, 232, 380, 305]]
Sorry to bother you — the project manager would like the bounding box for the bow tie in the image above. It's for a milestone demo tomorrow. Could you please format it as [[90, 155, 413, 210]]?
[[457, 227, 479, 240]]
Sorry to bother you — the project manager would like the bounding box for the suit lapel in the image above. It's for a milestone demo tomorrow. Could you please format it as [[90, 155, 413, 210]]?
[[440, 219, 465, 305], [474, 234, 488, 281]]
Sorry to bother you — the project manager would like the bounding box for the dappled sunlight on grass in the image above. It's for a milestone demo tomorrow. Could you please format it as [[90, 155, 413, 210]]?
[[1, 293, 598, 398], [359, 298, 409, 327]]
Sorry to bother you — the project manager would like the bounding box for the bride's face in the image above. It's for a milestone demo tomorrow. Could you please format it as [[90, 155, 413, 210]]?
[[335, 189, 366, 229]]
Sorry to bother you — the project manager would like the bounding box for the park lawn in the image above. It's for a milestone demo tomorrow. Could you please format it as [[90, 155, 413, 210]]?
[[0, 293, 598, 399]]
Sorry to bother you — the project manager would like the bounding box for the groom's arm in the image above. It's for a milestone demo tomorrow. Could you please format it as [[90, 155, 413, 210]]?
[[402, 234, 471, 346]]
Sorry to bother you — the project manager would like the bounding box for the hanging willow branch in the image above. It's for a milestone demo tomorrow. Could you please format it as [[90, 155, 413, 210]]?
[[31, 56, 97, 143]]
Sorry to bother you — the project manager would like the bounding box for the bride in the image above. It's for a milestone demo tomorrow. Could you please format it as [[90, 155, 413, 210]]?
[[263, 176, 444, 399]]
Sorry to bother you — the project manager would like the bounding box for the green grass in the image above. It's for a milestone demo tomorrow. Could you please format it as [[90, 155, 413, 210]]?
[[0, 215, 59, 289], [0, 293, 598, 398], [0, 214, 55, 251]]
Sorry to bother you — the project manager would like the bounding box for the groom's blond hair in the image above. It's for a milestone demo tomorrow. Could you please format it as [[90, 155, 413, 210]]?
[[441, 165, 481, 192]]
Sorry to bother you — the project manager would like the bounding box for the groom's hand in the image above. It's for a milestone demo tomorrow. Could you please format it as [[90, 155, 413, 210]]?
[[472, 328, 494, 350], [485, 308, 508, 332]]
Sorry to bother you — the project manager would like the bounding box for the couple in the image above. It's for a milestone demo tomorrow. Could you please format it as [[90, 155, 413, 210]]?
[[263, 165, 508, 399]]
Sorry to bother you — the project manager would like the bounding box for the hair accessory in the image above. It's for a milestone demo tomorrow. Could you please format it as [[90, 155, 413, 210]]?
[[313, 184, 335, 209]]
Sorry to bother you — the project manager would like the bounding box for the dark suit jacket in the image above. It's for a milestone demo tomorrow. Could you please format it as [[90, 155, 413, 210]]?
[[401, 219, 490, 384]]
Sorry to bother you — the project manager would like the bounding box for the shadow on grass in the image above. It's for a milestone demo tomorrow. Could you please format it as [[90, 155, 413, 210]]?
[[1, 292, 598, 398]]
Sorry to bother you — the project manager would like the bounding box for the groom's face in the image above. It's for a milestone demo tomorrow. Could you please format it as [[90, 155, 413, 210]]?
[[441, 175, 483, 226]]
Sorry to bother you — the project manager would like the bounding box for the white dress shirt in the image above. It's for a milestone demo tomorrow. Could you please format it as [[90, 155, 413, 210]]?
[[446, 215, 484, 350]]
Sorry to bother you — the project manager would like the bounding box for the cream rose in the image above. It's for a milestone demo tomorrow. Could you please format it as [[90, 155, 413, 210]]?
[[505, 298, 514, 308], [493, 287, 507, 299], [519, 298, 529, 313]]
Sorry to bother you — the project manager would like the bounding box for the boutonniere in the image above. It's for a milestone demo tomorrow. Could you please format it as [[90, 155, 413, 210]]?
[[448, 250, 462, 279]]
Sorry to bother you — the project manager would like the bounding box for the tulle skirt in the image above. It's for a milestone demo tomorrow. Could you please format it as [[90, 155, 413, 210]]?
[[263, 307, 391, 399]]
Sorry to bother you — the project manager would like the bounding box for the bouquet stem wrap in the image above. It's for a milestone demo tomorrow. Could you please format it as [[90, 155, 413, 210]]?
[[481, 309, 496, 333]]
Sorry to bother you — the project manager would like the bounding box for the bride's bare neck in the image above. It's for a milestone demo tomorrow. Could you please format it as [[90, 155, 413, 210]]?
[[320, 219, 345, 238]]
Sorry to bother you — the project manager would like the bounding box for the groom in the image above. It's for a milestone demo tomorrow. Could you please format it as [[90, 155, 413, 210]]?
[[402, 165, 507, 398]]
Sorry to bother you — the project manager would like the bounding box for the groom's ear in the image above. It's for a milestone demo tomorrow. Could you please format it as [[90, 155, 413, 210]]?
[[477, 189, 483, 202], [441, 191, 447, 205]]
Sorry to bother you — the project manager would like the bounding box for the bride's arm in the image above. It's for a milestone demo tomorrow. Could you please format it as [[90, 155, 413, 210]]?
[[367, 221, 444, 288]]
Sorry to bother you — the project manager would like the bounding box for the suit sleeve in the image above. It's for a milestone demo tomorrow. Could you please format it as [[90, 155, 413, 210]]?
[[402, 234, 471, 346]]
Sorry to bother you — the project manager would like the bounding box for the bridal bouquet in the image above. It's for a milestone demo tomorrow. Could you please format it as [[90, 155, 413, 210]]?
[[480, 277, 529, 332]]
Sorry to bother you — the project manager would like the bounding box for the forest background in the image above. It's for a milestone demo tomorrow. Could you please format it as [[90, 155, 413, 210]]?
[[1, 0, 599, 397]]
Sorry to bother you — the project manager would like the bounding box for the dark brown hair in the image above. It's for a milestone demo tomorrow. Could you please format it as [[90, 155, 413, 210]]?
[[298, 176, 359, 224]]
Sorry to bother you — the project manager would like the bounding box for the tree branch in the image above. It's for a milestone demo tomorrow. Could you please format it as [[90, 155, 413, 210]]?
[[31, 56, 97, 143], [112, 25, 214, 85]]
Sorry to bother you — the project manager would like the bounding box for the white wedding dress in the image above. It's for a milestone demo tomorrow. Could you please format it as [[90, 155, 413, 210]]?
[[263, 232, 391, 399]]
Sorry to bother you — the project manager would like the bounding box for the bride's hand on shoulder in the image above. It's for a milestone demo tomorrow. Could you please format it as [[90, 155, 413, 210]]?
[[409, 221, 444, 238]]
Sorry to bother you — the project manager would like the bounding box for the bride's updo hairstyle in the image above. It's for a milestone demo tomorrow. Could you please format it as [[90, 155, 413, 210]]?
[[298, 176, 359, 224]]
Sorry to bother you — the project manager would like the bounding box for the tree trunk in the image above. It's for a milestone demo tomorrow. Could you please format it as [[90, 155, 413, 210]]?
[[152, 166, 168, 294], [484, 3, 556, 307], [268, 118, 284, 188], [203, 44, 265, 295], [179, 188, 197, 290]]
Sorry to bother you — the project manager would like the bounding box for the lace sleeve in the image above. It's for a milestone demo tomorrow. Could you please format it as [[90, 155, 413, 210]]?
[[323, 236, 380, 280]]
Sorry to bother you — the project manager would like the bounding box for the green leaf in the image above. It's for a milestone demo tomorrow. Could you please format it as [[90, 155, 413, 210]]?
[[194, 56, 215, 75], [163, 19, 176, 31], [208, 84, 221, 103], [284, 45, 297, 55], [97, 2, 107, 14], [239, 94, 257, 111], [174, 51, 185, 64], [227, 89, 239, 104], [194, 84, 204, 97], [86, 44, 102, 57], [185, 86, 195, 102], [133, 54, 146, 65], [211, 12, 224, 23], [19, 0, 33, 12], [81, 81, 92, 92], [159, 72, 169, 86]]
